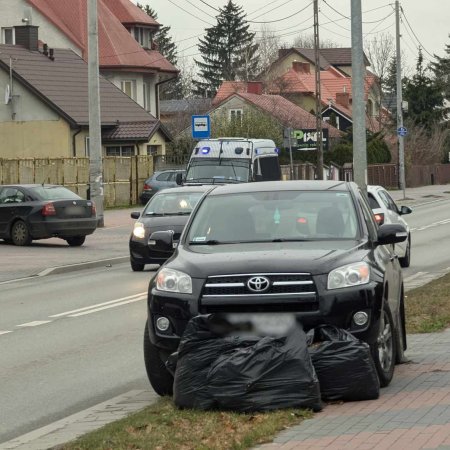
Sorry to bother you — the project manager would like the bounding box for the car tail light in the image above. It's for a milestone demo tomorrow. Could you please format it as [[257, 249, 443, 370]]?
[[143, 183, 153, 191], [297, 217, 308, 224], [374, 212, 384, 225], [42, 202, 56, 216]]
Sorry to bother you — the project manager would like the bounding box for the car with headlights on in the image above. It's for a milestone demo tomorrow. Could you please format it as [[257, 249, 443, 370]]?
[[129, 185, 211, 271], [367, 185, 412, 267], [144, 180, 409, 396], [0, 184, 97, 246]]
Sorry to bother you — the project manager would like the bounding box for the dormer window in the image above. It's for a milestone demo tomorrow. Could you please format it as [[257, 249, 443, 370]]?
[[2, 27, 14, 45], [133, 27, 149, 48]]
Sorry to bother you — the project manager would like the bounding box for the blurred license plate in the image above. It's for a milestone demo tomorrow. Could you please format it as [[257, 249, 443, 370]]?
[[225, 313, 296, 336], [65, 206, 84, 216]]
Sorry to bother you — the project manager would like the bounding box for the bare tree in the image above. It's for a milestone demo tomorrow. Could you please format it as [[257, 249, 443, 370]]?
[[256, 24, 282, 75], [291, 34, 339, 49]]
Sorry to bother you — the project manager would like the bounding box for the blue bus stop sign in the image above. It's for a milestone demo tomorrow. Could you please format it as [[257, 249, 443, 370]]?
[[397, 126, 407, 137], [192, 115, 211, 139]]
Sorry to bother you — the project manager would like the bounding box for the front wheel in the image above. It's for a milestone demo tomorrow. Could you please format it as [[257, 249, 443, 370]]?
[[66, 236, 86, 247], [11, 220, 32, 246], [399, 235, 411, 268], [371, 305, 397, 387], [143, 320, 173, 396]]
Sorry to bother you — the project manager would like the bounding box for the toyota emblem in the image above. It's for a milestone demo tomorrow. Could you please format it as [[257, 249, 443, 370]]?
[[247, 276, 270, 293]]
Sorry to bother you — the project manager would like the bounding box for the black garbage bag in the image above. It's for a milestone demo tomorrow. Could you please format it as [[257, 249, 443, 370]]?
[[307, 325, 380, 402], [207, 324, 322, 412], [173, 315, 258, 410]]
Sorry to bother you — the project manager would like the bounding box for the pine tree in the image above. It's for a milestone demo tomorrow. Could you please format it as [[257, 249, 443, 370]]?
[[403, 48, 447, 130], [431, 39, 450, 100], [194, 1, 259, 97], [137, 4, 182, 99]]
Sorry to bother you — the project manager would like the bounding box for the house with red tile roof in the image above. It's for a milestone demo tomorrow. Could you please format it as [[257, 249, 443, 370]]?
[[0, 0, 178, 118], [198, 81, 341, 147], [0, 41, 171, 159], [261, 48, 383, 133]]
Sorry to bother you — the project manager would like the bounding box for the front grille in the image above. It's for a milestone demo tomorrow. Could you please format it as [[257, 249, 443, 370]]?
[[201, 302, 319, 314], [202, 273, 317, 297]]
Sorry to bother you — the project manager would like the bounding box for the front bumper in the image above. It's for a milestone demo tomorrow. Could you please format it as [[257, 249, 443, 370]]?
[[147, 277, 383, 353], [129, 239, 174, 265]]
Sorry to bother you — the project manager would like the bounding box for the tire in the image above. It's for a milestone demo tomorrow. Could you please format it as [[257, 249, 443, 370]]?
[[371, 305, 397, 387], [399, 235, 411, 268], [66, 236, 86, 247], [11, 221, 32, 246], [131, 261, 145, 272], [143, 320, 174, 396]]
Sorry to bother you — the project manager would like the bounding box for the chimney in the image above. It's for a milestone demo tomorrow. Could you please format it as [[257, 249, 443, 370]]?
[[49, 48, 55, 61], [14, 25, 39, 51], [336, 91, 350, 108], [292, 61, 310, 74], [247, 81, 263, 95]]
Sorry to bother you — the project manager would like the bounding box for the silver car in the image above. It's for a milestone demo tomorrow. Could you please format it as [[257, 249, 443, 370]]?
[[367, 185, 412, 267]]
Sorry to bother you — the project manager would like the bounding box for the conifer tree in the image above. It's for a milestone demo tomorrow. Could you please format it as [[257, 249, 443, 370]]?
[[431, 39, 450, 100], [194, 1, 259, 97]]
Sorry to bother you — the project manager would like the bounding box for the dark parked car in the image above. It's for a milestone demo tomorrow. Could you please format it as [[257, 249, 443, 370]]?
[[129, 185, 211, 271], [139, 170, 186, 205], [144, 181, 408, 395], [0, 184, 97, 246]]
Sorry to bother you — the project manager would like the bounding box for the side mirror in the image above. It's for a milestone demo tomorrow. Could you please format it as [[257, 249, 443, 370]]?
[[377, 224, 408, 246], [148, 230, 174, 252], [130, 211, 140, 219], [399, 205, 412, 215], [176, 172, 183, 185]]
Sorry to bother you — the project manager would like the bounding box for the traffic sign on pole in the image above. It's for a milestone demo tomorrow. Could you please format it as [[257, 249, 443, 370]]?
[[397, 126, 407, 137], [192, 115, 210, 139]]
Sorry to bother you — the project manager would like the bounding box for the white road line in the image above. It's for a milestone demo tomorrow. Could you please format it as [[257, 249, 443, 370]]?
[[0, 330, 13, 335], [49, 292, 146, 318], [403, 272, 426, 282], [16, 320, 52, 328], [68, 296, 146, 317]]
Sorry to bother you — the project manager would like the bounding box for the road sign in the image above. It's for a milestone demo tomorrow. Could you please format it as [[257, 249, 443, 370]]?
[[397, 126, 407, 137], [192, 115, 210, 139]]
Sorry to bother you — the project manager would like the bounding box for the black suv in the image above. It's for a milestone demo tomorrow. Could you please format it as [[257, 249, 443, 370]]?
[[144, 181, 408, 395]]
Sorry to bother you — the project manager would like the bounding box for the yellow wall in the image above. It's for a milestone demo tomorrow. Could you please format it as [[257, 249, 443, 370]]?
[[137, 130, 167, 155], [0, 119, 72, 158]]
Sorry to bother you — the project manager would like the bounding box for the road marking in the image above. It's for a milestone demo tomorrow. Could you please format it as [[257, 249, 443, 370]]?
[[16, 320, 52, 327], [49, 292, 146, 318], [69, 296, 146, 317], [0, 330, 13, 335], [412, 218, 450, 232]]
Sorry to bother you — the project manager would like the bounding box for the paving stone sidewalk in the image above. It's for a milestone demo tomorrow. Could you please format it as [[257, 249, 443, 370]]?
[[254, 329, 450, 450]]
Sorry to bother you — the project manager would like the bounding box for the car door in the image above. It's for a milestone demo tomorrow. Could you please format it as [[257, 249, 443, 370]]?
[[0, 187, 21, 235]]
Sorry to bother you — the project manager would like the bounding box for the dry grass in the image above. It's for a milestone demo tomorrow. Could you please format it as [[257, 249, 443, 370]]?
[[405, 272, 450, 333], [60, 398, 312, 450]]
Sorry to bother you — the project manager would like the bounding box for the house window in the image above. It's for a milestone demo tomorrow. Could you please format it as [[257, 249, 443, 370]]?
[[134, 27, 148, 47], [120, 80, 137, 100], [105, 145, 135, 157], [229, 109, 243, 122], [143, 82, 151, 111], [147, 145, 158, 155], [2, 27, 14, 44]]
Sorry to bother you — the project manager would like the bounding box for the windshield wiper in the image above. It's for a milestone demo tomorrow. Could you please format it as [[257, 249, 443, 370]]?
[[271, 238, 310, 242], [189, 239, 222, 245]]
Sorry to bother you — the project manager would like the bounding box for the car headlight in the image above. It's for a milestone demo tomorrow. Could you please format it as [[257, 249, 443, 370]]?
[[327, 262, 370, 290], [132, 222, 146, 239], [156, 268, 192, 294]]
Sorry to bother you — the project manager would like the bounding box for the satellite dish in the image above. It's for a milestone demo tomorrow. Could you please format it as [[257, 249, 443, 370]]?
[[4, 84, 11, 105]]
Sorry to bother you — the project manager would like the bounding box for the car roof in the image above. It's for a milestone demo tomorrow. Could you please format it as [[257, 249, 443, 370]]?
[[0, 184, 63, 188], [206, 180, 353, 196]]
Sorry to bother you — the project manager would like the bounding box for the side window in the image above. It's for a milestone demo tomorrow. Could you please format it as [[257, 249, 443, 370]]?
[[156, 172, 171, 182], [368, 193, 380, 209], [378, 191, 397, 213], [0, 188, 19, 204]]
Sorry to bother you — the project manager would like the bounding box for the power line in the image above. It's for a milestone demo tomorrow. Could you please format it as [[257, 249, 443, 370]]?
[[364, 10, 394, 35], [251, 0, 298, 20], [247, 2, 313, 24], [166, 0, 214, 26], [184, 0, 217, 19], [363, 21, 395, 36], [400, 6, 433, 58]]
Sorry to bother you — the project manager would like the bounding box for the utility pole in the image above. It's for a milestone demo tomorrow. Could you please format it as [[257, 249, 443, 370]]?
[[313, 0, 324, 180], [350, 0, 367, 193], [395, 0, 406, 199], [88, 0, 104, 227]]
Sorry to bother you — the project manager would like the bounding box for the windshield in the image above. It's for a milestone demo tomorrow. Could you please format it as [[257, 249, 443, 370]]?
[[30, 186, 81, 200], [143, 191, 205, 215], [187, 190, 359, 243], [185, 159, 250, 183]]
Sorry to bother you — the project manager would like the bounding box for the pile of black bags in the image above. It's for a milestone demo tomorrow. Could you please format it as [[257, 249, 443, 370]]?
[[168, 315, 379, 412]]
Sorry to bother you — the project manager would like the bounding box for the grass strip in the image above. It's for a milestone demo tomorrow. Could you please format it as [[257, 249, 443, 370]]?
[[60, 398, 312, 450], [405, 271, 450, 333]]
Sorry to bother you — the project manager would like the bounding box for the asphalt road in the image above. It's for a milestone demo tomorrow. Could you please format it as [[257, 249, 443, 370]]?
[[0, 264, 156, 443]]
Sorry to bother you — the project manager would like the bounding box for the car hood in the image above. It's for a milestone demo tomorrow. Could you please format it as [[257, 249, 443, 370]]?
[[167, 240, 368, 277], [136, 215, 190, 236]]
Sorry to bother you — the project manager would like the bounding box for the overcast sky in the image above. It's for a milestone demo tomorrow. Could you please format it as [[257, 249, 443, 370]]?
[[134, 0, 449, 73]]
